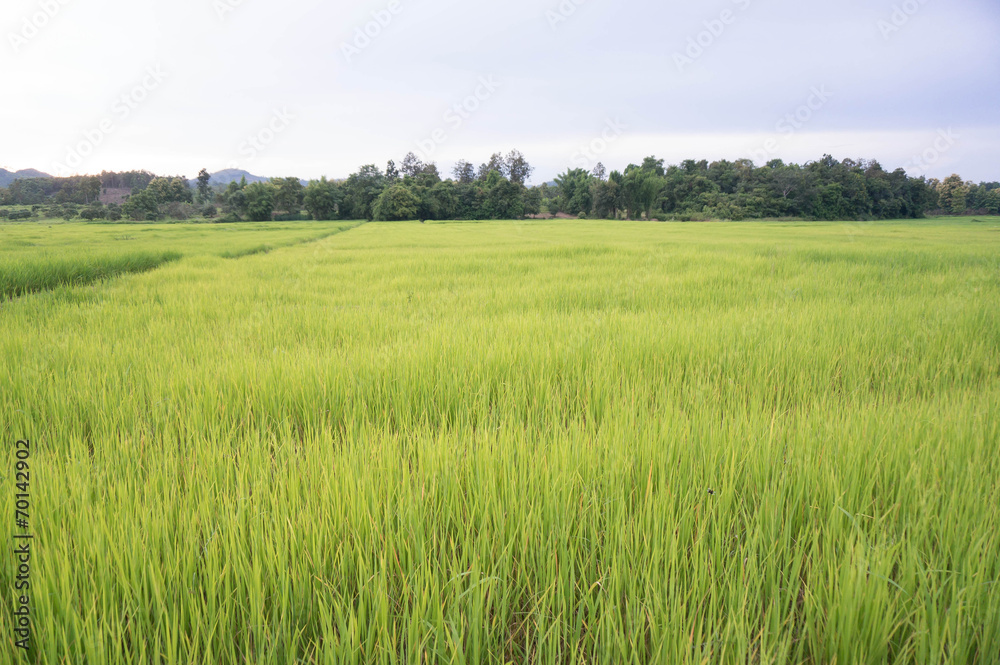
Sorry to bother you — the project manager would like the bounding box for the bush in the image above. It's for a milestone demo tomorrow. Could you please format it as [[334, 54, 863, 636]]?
[[61, 204, 80, 221], [202, 205, 218, 219], [163, 202, 198, 221], [7, 210, 32, 221], [80, 206, 105, 221], [674, 212, 711, 222]]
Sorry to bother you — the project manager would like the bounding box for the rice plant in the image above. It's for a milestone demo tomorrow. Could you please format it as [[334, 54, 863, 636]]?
[[0, 251, 181, 300], [1, 219, 997, 664]]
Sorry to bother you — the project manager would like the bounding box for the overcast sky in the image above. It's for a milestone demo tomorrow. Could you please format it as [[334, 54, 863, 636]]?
[[2, 0, 998, 183]]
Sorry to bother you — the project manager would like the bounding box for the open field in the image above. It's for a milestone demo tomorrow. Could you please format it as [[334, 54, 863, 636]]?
[[0, 221, 358, 300], [0, 220, 359, 262], [2, 218, 999, 664]]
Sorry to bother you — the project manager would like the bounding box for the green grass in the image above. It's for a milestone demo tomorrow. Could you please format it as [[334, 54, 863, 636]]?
[[220, 244, 275, 259], [0, 251, 182, 301], [0, 220, 360, 299], [1, 219, 998, 664], [0, 220, 360, 261], [218, 225, 365, 259]]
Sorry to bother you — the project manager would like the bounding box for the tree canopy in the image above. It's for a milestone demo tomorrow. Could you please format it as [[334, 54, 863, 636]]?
[[2, 156, 996, 223]]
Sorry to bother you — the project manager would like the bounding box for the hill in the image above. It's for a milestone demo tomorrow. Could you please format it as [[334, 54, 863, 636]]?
[[204, 169, 270, 187], [0, 168, 53, 187]]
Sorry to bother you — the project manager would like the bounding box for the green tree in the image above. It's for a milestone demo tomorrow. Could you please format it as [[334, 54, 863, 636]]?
[[244, 182, 276, 221], [272, 177, 304, 215], [505, 150, 534, 186], [121, 189, 160, 221], [427, 181, 459, 220], [400, 152, 425, 178], [223, 177, 248, 218], [452, 181, 483, 219], [937, 175, 969, 215], [479, 171, 525, 219], [452, 160, 476, 184], [385, 160, 399, 183], [373, 184, 419, 221], [592, 176, 620, 219], [523, 187, 543, 217], [769, 163, 803, 206], [303, 177, 341, 220], [642, 156, 666, 176], [80, 176, 101, 204], [340, 165, 386, 220], [196, 169, 212, 204], [554, 168, 594, 216], [148, 177, 193, 204], [478, 153, 508, 181], [7, 179, 47, 205], [812, 183, 849, 220], [620, 166, 663, 220], [985, 189, 1000, 215]]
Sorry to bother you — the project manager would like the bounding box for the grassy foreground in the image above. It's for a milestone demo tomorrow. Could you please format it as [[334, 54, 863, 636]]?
[[0, 221, 358, 301], [1, 219, 999, 664]]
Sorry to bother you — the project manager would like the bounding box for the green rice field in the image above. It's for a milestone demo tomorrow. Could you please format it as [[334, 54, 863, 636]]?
[[2, 218, 999, 664]]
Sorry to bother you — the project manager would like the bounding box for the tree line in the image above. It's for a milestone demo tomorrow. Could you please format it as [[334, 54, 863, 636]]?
[[2, 154, 998, 222], [550, 156, 998, 221]]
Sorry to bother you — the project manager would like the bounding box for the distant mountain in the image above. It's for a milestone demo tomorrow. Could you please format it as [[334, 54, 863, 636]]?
[[0, 168, 53, 187], [1, 167, 308, 190], [205, 169, 270, 187]]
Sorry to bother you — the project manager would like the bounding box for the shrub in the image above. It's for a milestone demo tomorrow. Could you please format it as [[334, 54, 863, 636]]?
[[80, 206, 105, 221], [163, 202, 195, 221]]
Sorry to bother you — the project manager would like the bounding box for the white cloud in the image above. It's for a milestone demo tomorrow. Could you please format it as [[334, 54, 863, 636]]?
[[1, 0, 998, 182]]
